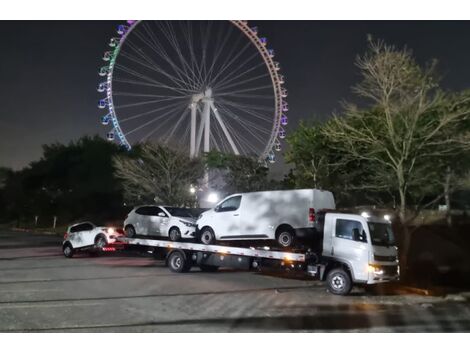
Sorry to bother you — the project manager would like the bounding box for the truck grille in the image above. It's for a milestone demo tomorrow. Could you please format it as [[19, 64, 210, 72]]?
[[374, 254, 397, 262], [382, 265, 399, 276]]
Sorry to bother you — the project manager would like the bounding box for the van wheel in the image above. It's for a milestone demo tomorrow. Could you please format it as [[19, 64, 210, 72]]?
[[326, 268, 352, 295], [63, 243, 74, 258], [125, 225, 136, 238], [276, 228, 295, 248], [200, 228, 215, 245], [169, 227, 181, 242], [167, 251, 191, 273], [200, 264, 219, 272]]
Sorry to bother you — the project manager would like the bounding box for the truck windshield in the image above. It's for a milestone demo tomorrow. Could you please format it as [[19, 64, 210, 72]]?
[[164, 207, 193, 218], [368, 222, 395, 246]]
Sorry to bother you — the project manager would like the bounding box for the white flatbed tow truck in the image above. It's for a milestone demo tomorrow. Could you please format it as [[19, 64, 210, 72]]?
[[64, 211, 399, 295]]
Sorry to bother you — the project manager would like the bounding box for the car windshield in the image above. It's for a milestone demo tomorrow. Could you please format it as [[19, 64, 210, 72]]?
[[164, 207, 193, 218], [368, 222, 395, 246]]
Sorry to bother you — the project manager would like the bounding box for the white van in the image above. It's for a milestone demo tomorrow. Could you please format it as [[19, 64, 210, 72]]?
[[196, 189, 335, 247]]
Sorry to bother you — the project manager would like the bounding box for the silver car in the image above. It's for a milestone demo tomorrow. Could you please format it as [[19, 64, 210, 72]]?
[[124, 205, 196, 241]]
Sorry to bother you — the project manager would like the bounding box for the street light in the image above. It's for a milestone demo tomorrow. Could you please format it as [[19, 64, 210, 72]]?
[[189, 185, 196, 194], [207, 192, 219, 203]]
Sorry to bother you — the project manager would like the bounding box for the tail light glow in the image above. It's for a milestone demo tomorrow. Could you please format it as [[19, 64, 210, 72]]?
[[309, 208, 315, 222], [102, 247, 116, 252]]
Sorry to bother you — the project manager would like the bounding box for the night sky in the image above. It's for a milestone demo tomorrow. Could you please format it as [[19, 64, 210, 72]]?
[[2, 21, 470, 174]]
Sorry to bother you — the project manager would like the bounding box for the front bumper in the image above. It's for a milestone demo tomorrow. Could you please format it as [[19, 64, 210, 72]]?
[[368, 264, 400, 283]]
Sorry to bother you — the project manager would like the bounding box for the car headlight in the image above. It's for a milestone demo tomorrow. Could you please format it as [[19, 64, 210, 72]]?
[[179, 220, 196, 227]]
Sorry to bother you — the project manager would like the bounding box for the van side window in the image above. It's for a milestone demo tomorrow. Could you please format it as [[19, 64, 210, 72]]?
[[335, 219, 367, 242], [216, 196, 242, 212]]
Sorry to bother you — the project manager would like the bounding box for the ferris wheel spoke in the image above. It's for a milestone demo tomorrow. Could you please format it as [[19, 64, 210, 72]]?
[[208, 40, 252, 86], [217, 97, 274, 113], [163, 108, 190, 144], [141, 106, 188, 143], [214, 72, 271, 93], [199, 21, 212, 83], [219, 103, 271, 136], [181, 21, 205, 87], [123, 40, 193, 91], [115, 64, 194, 95], [125, 104, 184, 137], [119, 100, 186, 122], [212, 58, 265, 91], [113, 91, 188, 99], [222, 117, 261, 155], [160, 21, 203, 89], [205, 23, 235, 84], [114, 96, 187, 110], [215, 85, 273, 96], [137, 22, 199, 90]]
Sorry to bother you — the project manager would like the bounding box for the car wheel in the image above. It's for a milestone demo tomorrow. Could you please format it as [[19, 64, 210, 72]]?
[[169, 227, 181, 242], [326, 268, 352, 295], [95, 235, 107, 249], [276, 228, 295, 248], [199, 227, 215, 245], [167, 251, 191, 273], [63, 243, 74, 258], [199, 264, 219, 272], [125, 225, 136, 238]]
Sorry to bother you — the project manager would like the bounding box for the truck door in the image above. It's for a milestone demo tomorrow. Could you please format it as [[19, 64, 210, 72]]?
[[330, 216, 369, 282]]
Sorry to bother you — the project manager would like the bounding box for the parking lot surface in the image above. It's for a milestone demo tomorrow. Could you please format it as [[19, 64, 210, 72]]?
[[1, 230, 470, 332]]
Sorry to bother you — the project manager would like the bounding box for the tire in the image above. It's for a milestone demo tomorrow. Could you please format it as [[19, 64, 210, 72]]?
[[326, 268, 352, 295], [63, 243, 74, 258], [94, 235, 107, 249], [199, 227, 215, 245], [276, 228, 295, 248], [169, 227, 181, 242], [125, 225, 136, 238], [199, 264, 219, 272], [167, 251, 191, 273]]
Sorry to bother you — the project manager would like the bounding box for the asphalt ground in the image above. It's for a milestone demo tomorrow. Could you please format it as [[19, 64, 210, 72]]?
[[1, 229, 470, 332]]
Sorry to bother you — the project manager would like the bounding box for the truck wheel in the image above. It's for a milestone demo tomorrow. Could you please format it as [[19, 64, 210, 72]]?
[[276, 228, 294, 248], [167, 251, 191, 273], [326, 268, 352, 295], [200, 227, 215, 245], [169, 227, 181, 242], [125, 225, 136, 238], [63, 243, 74, 258], [199, 264, 219, 272]]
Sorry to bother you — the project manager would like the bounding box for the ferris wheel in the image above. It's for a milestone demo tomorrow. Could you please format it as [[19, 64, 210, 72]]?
[[98, 20, 288, 163]]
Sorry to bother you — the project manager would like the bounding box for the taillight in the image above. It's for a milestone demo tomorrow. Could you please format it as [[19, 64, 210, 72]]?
[[64, 232, 68, 239], [309, 208, 315, 222]]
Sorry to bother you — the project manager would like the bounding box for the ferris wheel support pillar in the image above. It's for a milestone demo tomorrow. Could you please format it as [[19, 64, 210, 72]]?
[[190, 103, 197, 158], [202, 99, 211, 154], [210, 101, 240, 155]]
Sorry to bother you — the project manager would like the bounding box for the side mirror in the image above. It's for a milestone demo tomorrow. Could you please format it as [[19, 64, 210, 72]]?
[[157, 212, 166, 217], [214, 205, 220, 212]]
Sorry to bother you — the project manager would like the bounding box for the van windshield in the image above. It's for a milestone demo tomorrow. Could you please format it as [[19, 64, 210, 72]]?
[[164, 207, 193, 218], [368, 222, 395, 246]]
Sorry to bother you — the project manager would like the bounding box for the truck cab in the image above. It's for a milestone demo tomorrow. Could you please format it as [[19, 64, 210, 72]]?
[[318, 212, 399, 294]]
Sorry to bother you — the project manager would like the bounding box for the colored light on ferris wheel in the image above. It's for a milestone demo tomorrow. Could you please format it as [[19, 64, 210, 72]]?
[[281, 115, 288, 126]]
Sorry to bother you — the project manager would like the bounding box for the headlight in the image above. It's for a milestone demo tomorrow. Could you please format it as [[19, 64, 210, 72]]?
[[179, 220, 196, 227], [368, 264, 384, 275]]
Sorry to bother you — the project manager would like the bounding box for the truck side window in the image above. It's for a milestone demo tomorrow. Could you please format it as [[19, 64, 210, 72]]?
[[335, 219, 366, 242], [216, 196, 242, 212]]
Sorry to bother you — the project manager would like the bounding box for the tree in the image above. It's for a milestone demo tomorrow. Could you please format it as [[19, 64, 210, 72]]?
[[113, 143, 205, 206], [205, 151, 280, 195], [321, 40, 470, 269], [1, 136, 126, 226], [284, 121, 368, 206]]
